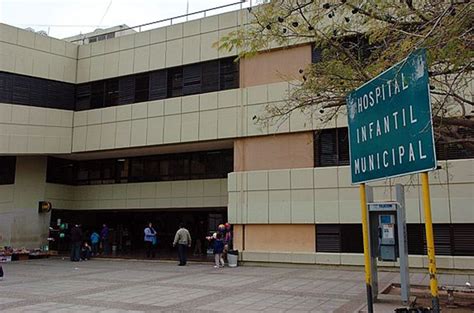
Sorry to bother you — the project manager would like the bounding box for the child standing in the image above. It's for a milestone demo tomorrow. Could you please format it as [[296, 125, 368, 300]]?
[[213, 232, 225, 268]]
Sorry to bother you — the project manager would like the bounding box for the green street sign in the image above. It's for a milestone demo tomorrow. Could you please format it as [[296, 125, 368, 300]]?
[[346, 49, 436, 184]]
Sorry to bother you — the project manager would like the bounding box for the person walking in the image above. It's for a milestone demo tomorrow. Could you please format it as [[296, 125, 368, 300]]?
[[100, 224, 110, 255], [213, 232, 225, 268], [144, 222, 157, 258], [70, 224, 82, 262], [0, 264, 4, 280], [173, 223, 191, 266], [90, 230, 100, 256]]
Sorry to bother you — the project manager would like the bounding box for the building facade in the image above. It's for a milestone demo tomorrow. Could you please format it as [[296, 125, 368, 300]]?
[[0, 8, 473, 268]]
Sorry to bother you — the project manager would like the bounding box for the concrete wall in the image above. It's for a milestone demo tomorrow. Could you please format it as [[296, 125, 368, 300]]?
[[0, 104, 73, 154], [234, 132, 314, 171], [0, 23, 78, 83], [45, 178, 227, 210], [0, 156, 50, 248]]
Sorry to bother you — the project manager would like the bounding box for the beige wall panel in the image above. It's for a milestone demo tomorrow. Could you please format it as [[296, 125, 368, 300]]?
[[87, 109, 102, 125], [181, 112, 199, 142], [32, 50, 50, 77], [90, 40, 105, 56], [247, 171, 268, 191], [100, 123, 116, 149], [133, 46, 150, 73], [247, 190, 269, 223], [199, 110, 218, 140], [116, 105, 132, 121], [184, 19, 200, 37], [290, 109, 313, 132], [291, 189, 314, 223], [449, 184, 474, 223], [14, 47, 33, 75], [17, 30, 35, 47], [50, 38, 66, 55], [149, 43, 166, 70], [0, 43, 16, 72], [246, 104, 268, 136], [217, 107, 238, 138], [0, 23, 18, 44], [200, 31, 219, 61], [247, 85, 267, 105], [131, 119, 147, 146], [166, 24, 183, 40], [183, 35, 200, 64], [148, 100, 164, 117], [34, 34, 51, 52], [49, 56, 66, 81], [269, 190, 291, 223], [104, 52, 119, 78], [72, 126, 86, 152], [200, 15, 219, 33], [217, 89, 238, 108], [314, 167, 339, 189], [244, 224, 315, 252], [89, 55, 105, 81], [182, 95, 199, 113], [0, 104, 12, 123], [119, 35, 135, 50], [101, 107, 116, 123], [134, 31, 150, 47], [85, 124, 101, 151], [64, 58, 77, 83], [166, 39, 183, 67], [132, 102, 148, 119], [338, 187, 361, 223], [218, 11, 238, 29], [78, 44, 91, 59], [314, 188, 340, 223], [200, 92, 218, 111], [11, 105, 29, 124], [150, 27, 166, 44], [73, 111, 87, 127], [164, 98, 181, 115], [241, 45, 311, 87], [234, 132, 313, 172], [187, 180, 204, 197], [118, 49, 134, 76], [76, 58, 91, 83], [447, 159, 474, 184], [105, 37, 120, 53], [163, 114, 181, 143], [268, 169, 291, 190], [146, 116, 164, 145], [115, 120, 131, 148], [291, 168, 314, 189]]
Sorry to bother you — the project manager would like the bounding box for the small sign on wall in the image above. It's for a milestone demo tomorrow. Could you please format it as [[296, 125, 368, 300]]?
[[38, 201, 52, 213]]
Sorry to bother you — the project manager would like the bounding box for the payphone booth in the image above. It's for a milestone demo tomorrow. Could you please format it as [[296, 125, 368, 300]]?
[[367, 185, 410, 305]]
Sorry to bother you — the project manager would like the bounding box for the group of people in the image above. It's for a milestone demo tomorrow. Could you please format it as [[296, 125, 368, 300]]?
[[144, 221, 233, 268], [70, 224, 110, 262]]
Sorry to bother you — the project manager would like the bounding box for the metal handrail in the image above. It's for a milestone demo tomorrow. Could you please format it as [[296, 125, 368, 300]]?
[[71, 0, 249, 44]]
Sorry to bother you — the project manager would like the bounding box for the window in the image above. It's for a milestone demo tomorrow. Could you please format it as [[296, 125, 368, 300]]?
[[435, 126, 474, 160], [316, 224, 363, 253], [134, 74, 149, 102], [314, 128, 349, 167], [0, 71, 75, 110], [90, 81, 105, 109], [219, 58, 239, 90], [46, 150, 233, 185], [167, 67, 183, 97], [149, 70, 167, 100], [105, 79, 119, 107], [311, 45, 322, 63], [0, 156, 16, 185], [182, 63, 202, 95]]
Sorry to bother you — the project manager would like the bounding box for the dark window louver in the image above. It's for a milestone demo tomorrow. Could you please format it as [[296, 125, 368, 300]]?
[[118, 76, 135, 105], [0, 156, 16, 185], [182, 63, 202, 95], [0, 72, 12, 103], [149, 70, 167, 100], [316, 225, 341, 252], [315, 128, 350, 167], [75, 84, 91, 110], [453, 225, 474, 256], [219, 58, 239, 90], [201, 61, 219, 93]]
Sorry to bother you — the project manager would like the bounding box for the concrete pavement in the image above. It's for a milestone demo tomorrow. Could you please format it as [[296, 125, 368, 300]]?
[[0, 258, 472, 312]]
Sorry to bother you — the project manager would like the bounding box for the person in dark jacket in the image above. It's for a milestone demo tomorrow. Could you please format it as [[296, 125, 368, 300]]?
[[100, 224, 110, 255], [213, 232, 225, 268], [70, 224, 83, 262]]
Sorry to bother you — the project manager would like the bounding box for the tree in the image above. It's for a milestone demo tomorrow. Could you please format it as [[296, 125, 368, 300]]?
[[218, 0, 474, 154]]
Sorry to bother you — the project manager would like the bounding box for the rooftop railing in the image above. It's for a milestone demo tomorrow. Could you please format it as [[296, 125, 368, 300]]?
[[71, 0, 253, 44]]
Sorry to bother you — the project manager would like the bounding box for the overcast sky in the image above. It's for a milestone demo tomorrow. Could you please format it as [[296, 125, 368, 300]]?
[[0, 0, 254, 39]]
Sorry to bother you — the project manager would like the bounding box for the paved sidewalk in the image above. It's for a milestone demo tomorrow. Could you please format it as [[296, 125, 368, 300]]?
[[0, 258, 471, 312]]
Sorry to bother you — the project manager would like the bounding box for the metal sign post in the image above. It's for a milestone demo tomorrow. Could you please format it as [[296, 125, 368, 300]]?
[[346, 50, 439, 312], [396, 185, 410, 305]]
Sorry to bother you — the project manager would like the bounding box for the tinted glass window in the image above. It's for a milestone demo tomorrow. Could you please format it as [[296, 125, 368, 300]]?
[[0, 157, 16, 185]]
